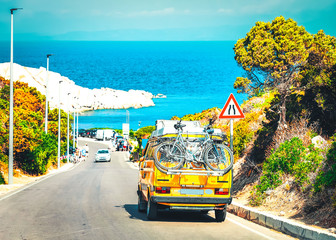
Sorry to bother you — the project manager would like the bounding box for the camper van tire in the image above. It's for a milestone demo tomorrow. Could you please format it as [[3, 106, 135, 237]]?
[[147, 193, 158, 220], [137, 191, 146, 212], [215, 207, 227, 222]]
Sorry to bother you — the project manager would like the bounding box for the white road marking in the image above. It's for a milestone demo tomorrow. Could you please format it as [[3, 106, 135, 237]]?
[[0, 164, 76, 202], [227, 217, 277, 240]]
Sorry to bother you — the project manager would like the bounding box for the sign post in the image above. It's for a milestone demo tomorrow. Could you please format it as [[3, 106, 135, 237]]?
[[122, 123, 130, 139], [219, 93, 245, 152], [230, 119, 233, 151]]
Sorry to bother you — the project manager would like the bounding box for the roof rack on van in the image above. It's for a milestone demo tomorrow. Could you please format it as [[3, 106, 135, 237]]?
[[151, 120, 202, 138]]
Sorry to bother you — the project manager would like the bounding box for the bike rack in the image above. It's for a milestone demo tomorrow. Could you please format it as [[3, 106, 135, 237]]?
[[166, 169, 225, 176]]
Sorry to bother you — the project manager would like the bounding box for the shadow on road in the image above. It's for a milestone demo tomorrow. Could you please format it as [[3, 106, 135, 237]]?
[[123, 204, 217, 223], [123, 204, 148, 221]]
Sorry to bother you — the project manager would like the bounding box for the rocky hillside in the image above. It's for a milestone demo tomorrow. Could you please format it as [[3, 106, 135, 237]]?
[[172, 91, 336, 229]]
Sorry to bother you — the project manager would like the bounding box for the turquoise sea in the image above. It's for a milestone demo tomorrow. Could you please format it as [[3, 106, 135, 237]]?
[[0, 41, 246, 130]]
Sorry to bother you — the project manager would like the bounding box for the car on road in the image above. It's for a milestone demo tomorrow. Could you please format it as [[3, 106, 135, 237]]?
[[96, 129, 114, 141], [78, 129, 86, 137], [96, 130, 104, 141], [103, 129, 114, 141], [89, 129, 97, 138], [95, 149, 111, 162], [83, 129, 91, 137], [115, 135, 123, 142]]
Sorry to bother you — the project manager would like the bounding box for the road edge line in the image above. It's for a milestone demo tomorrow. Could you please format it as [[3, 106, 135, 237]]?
[[226, 216, 276, 240], [0, 163, 77, 202]]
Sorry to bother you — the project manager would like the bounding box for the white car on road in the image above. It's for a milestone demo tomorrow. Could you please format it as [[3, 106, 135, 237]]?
[[95, 149, 111, 162]]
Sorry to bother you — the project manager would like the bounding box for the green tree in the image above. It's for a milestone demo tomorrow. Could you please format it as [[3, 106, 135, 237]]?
[[301, 30, 336, 133], [0, 76, 72, 176], [234, 16, 313, 130], [134, 126, 155, 155]]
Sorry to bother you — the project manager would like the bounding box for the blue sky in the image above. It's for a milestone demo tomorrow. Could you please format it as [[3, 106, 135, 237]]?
[[0, 0, 336, 41]]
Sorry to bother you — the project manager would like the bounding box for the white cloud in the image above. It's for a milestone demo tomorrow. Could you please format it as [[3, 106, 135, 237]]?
[[217, 8, 234, 14], [129, 8, 175, 17]]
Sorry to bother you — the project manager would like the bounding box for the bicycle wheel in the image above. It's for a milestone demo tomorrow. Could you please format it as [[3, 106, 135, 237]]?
[[203, 144, 233, 172], [154, 142, 185, 171]]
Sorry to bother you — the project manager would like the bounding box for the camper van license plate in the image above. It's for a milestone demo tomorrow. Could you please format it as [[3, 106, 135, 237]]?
[[180, 189, 204, 195]]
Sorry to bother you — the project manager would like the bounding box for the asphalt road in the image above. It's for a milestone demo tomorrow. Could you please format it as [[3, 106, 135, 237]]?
[[0, 140, 297, 240]]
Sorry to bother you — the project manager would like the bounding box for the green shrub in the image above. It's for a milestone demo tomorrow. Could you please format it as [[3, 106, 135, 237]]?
[[134, 126, 155, 156], [265, 137, 305, 174], [227, 111, 260, 158], [0, 171, 5, 184], [232, 118, 254, 157], [21, 133, 57, 175], [250, 190, 266, 206], [250, 137, 323, 205], [314, 140, 336, 192]]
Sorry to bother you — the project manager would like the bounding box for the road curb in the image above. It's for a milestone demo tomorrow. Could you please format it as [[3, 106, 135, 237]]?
[[227, 202, 336, 240]]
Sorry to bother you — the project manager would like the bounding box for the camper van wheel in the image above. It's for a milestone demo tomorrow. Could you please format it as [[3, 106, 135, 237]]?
[[137, 191, 146, 212], [146, 193, 157, 220], [215, 206, 227, 222]]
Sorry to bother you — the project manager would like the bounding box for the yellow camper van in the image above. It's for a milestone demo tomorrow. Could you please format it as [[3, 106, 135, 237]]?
[[137, 120, 233, 222]]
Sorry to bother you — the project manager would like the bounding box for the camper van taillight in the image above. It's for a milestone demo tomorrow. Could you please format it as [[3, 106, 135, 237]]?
[[215, 188, 229, 195], [155, 187, 171, 194]]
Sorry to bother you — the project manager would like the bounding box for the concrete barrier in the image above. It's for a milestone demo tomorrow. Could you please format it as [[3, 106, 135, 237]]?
[[228, 201, 336, 240]]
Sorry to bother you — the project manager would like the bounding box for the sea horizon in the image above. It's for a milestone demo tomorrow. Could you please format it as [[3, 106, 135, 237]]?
[[0, 41, 246, 130]]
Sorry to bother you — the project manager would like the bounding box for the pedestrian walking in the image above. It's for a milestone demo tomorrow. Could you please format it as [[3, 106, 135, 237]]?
[[84, 143, 89, 160], [123, 140, 127, 151], [75, 148, 80, 163], [81, 148, 86, 161]]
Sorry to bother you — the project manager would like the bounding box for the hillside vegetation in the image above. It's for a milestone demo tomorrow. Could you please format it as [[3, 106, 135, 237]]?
[[172, 16, 336, 228], [0, 77, 71, 183]]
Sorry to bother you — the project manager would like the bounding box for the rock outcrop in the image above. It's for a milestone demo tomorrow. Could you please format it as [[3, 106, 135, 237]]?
[[0, 63, 155, 112]]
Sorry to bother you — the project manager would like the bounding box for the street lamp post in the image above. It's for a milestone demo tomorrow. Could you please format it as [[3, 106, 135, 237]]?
[[8, 8, 22, 185], [76, 110, 79, 148], [67, 92, 70, 164], [73, 96, 78, 149], [57, 80, 63, 169], [44, 54, 52, 133], [73, 104, 76, 149], [126, 110, 129, 123]]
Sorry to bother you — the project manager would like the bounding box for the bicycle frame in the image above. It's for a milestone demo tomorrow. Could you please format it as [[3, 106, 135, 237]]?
[[169, 127, 216, 165]]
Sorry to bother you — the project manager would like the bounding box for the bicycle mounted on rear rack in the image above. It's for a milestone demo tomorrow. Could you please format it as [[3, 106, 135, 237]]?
[[152, 119, 233, 176]]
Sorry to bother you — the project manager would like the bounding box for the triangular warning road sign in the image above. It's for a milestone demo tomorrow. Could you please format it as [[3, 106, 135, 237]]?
[[219, 93, 245, 119]]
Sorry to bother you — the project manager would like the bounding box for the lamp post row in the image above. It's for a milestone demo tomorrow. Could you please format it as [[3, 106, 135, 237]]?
[[9, 8, 22, 185], [57, 80, 63, 169], [9, 8, 77, 184], [44, 54, 52, 133]]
